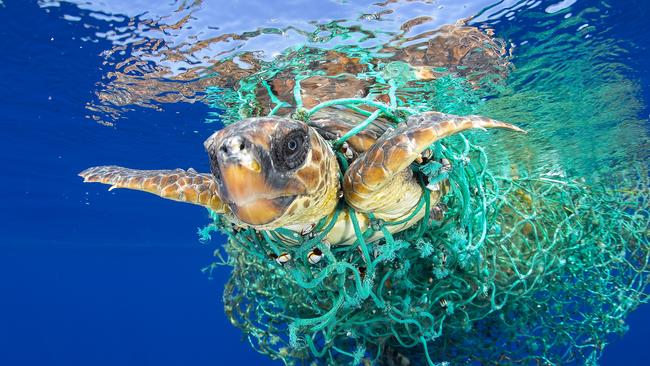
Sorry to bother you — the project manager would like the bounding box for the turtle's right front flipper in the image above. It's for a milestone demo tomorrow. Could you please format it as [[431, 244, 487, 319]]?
[[79, 166, 227, 213], [343, 112, 525, 220]]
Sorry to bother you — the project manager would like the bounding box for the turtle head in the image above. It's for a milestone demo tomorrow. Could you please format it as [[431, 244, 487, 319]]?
[[204, 116, 338, 227]]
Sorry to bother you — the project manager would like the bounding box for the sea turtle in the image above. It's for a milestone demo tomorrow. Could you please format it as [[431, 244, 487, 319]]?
[[80, 22, 523, 250], [80, 111, 523, 247]]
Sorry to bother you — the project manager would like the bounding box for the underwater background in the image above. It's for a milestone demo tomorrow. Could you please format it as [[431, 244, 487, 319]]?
[[0, 0, 648, 365]]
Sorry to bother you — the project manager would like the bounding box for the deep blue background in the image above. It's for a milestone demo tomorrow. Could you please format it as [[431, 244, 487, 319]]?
[[0, 1, 648, 365], [0, 1, 271, 365]]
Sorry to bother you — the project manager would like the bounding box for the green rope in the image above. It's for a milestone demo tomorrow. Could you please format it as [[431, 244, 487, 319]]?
[[306, 98, 398, 120], [332, 108, 382, 149]]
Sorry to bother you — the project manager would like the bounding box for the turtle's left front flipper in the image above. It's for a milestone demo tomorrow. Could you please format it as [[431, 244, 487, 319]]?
[[343, 112, 525, 220], [79, 166, 227, 213]]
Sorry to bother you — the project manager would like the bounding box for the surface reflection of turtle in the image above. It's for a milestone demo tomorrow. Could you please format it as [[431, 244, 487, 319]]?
[[95, 21, 508, 118], [81, 112, 523, 245]]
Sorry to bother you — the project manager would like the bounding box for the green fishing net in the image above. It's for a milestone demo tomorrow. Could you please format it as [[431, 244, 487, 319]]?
[[199, 46, 650, 365]]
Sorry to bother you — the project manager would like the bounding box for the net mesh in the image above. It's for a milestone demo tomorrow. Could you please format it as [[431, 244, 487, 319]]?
[[199, 46, 650, 365]]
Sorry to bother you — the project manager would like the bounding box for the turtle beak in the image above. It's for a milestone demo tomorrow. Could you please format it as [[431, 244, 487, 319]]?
[[218, 159, 291, 225], [216, 135, 266, 206]]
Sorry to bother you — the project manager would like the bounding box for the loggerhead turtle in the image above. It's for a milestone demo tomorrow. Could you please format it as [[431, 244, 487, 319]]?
[[80, 22, 523, 260], [80, 111, 524, 249]]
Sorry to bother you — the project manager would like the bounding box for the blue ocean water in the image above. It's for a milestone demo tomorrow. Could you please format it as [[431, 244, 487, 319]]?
[[0, 0, 648, 365]]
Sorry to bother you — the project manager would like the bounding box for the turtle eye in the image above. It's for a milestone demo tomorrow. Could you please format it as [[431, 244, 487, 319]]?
[[273, 129, 309, 171], [287, 139, 297, 151]]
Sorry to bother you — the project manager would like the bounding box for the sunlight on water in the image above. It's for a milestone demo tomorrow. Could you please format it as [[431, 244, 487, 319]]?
[[38, 0, 648, 182]]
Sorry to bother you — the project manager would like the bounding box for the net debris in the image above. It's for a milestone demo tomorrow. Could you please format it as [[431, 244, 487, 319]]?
[[200, 46, 649, 365]]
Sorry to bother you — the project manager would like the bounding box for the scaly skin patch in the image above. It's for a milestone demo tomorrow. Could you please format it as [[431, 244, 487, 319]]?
[[260, 129, 340, 230], [79, 166, 227, 212]]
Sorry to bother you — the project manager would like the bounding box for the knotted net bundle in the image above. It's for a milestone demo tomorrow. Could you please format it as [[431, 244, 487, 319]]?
[[199, 46, 650, 365]]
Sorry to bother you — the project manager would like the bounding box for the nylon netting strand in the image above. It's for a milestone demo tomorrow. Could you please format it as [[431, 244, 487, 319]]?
[[199, 47, 650, 366]]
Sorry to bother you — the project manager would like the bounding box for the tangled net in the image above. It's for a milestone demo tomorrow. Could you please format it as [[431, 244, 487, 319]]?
[[199, 46, 650, 365]]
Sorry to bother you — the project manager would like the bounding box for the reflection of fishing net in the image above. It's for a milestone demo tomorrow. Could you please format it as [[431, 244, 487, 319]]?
[[200, 48, 649, 365]]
